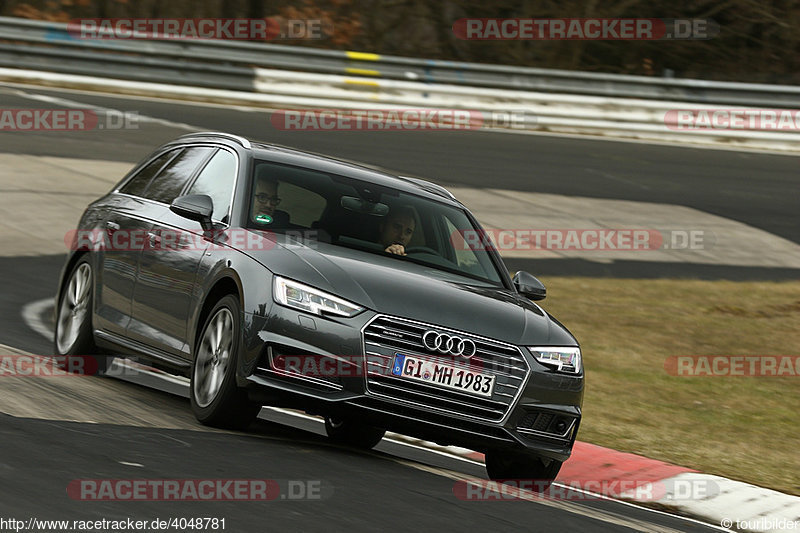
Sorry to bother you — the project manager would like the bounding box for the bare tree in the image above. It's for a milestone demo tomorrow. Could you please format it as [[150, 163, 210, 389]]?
[[2, 0, 798, 83]]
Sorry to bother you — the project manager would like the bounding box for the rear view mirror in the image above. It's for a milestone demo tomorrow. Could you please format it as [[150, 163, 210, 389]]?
[[170, 194, 214, 231], [341, 196, 390, 216]]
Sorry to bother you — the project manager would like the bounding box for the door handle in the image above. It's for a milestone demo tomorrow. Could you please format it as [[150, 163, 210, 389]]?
[[147, 231, 161, 247], [105, 221, 120, 231]]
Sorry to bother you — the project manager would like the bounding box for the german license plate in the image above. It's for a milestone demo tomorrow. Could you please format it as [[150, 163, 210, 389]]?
[[391, 353, 495, 398]]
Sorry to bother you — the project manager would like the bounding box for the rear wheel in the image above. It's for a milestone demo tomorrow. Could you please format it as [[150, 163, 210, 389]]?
[[484, 451, 563, 490], [324, 416, 386, 450], [54, 257, 107, 375], [190, 294, 261, 430]]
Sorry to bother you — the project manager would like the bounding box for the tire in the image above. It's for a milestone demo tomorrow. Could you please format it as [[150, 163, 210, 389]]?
[[324, 416, 386, 450], [54, 257, 107, 376], [484, 451, 563, 490], [190, 294, 261, 430]]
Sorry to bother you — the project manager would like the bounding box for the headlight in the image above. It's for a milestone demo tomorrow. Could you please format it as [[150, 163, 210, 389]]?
[[528, 347, 582, 374], [273, 276, 364, 318]]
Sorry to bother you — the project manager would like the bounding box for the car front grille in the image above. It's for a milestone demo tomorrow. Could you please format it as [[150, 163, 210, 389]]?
[[362, 315, 529, 422]]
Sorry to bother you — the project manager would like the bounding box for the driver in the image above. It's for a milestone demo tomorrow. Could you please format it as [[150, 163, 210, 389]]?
[[379, 206, 416, 256]]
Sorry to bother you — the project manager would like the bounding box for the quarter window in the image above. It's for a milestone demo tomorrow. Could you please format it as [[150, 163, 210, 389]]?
[[144, 147, 214, 204], [119, 150, 177, 198]]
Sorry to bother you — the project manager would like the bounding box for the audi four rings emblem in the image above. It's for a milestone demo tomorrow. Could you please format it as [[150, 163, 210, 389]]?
[[422, 330, 477, 357]]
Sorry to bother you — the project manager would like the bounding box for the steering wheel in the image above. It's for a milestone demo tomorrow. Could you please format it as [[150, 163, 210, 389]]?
[[404, 246, 440, 256]]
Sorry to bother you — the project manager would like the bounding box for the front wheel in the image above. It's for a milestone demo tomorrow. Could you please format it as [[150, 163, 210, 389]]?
[[324, 416, 386, 450], [484, 451, 563, 490], [190, 294, 261, 430]]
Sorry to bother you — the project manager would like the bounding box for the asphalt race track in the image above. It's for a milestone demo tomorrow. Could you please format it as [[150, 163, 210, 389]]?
[[2, 82, 794, 532], [2, 85, 798, 245]]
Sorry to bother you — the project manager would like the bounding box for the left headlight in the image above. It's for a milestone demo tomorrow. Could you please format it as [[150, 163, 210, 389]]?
[[528, 347, 582, 374], [273, 276, 364, 318]]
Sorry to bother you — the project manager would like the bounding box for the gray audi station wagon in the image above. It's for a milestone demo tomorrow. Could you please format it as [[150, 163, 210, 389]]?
[[55, 132, 584, 485]]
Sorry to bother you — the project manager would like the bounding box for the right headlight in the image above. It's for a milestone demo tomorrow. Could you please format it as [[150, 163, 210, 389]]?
[[273, 276, 364, 318], [528, 347, 582, 374]]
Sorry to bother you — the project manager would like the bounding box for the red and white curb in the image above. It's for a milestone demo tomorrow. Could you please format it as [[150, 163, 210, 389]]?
[[392, 436, 800, 533]]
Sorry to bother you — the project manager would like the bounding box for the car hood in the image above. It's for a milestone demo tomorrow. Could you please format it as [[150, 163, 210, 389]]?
[[246, 234, 576, 346]]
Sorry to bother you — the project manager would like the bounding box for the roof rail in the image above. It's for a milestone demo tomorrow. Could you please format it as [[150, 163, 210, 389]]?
[[179, 131, 251, 149], [398, 176, 457, 201]]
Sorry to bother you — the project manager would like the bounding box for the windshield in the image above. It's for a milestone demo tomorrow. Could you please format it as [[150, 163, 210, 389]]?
[[248, 160, 505, 285]]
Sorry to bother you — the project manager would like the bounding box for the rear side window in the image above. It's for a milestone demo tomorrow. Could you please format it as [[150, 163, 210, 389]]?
[[185, 149, 238, 223], [119, 150, 177, 197], [144, 147, 214, 204]]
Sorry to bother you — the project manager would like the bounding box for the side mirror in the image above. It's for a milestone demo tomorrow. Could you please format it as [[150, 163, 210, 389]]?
[[512, 271, 546, 301], [170, 194, 214, 232]]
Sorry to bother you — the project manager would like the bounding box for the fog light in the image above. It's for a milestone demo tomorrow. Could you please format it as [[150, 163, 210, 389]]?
[[554, 419, 567, 433]]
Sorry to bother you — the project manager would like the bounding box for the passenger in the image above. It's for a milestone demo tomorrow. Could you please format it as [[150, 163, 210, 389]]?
[[251, 175, 295, 229], [252, 177, 282, 222], [379, 206, 416, 256]]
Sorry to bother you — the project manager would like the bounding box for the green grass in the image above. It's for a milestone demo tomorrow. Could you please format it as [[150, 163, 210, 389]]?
[[537, 277, 800, 496]]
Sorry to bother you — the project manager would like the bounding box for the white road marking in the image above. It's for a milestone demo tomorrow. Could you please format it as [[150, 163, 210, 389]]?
[[21, 298, 54, 342], [118, 461, 144, 467], [8, 88, 201, 132], [110, 358, 190, 388], [20, 299, 187, 387]]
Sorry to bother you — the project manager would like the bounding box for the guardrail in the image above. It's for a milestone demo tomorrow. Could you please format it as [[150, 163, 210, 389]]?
[[1, 16, 799, 108], [0, 16, 798, 152]]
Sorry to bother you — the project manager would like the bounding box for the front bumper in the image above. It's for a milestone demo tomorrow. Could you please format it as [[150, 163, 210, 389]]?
[[240, 307, 584, 462]]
